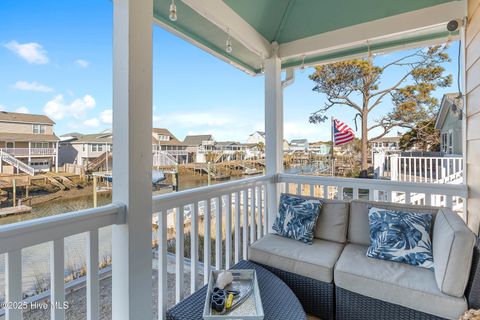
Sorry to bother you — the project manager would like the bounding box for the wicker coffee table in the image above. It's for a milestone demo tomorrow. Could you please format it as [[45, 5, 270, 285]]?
[[166, 260, 307, 320]]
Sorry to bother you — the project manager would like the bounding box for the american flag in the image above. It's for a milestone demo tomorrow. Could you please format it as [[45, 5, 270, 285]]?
[[333, 118, 355, 145]]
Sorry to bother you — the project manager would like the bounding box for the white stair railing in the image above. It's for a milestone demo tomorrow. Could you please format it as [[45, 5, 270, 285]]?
[[153, 151, 178, 166], [0, 150, 35, 176]]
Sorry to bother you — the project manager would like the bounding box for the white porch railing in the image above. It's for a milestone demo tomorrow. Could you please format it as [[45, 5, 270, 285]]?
[[375, 154, 464, 184], [152, 174, 271, 317], [0, 148, 56, 156], [0, 203, 125, 320], [0, 174, 469, 319], [278, 173, 468, 219]]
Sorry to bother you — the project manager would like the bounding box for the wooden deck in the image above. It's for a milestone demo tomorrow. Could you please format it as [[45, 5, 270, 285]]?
[[0, 205, 32, 217]]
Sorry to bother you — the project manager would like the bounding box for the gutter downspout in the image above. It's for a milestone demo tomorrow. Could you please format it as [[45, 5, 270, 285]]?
[[282, 67, 295, 89]]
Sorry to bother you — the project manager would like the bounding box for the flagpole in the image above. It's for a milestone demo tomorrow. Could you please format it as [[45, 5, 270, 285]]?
[[331, 117, 335, 176]]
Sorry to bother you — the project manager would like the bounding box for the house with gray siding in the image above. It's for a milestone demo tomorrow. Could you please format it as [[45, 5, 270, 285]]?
[[435, 93, 463, 155]]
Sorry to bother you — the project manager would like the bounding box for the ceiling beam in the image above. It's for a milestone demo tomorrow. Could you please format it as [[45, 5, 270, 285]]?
[[180, 0, 272, 58], [153, 17, 257, 76], [278, 1, 465, 60]]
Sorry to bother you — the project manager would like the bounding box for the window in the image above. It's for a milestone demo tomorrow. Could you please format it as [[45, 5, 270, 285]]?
[[448, 131, 453, 154], [92, 144, 97, 152], [33, 124, 46, 134], [98, 144, 104, 152], [32, 142, 49, 148], [442, 133, 448, 153], [157, 134, 170, 141]]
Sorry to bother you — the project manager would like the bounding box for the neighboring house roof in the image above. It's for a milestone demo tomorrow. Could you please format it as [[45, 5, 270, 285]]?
[[250, 131, 265, 137], [0, 133, 59, 142], [435, 93, 463, 130], [290, 139, 308, 144], [152, 128, 186, 146], [0, 111, 55, 125], [183, 135, 214, 145], [64, 132, 113, 144]]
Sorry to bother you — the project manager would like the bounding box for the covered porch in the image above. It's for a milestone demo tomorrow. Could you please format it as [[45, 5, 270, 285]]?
[[1, 0, 479, 319]]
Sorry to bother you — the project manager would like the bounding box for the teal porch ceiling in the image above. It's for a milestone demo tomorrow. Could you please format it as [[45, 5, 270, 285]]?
[[153, 0, 462, 75]]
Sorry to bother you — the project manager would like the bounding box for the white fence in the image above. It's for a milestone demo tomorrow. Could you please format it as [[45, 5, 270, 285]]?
[[0, 173, 469, 319], [374, 154, 464, 184]]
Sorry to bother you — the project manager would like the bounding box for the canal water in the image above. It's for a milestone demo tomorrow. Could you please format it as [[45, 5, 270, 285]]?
[[0, 164, 327, 298]]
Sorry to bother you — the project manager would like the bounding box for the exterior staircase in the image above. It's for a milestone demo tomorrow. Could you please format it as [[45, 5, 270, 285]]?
[[88, 152, 111, 171], [153, 151, 177, 167], [0, 150, 35, 176]]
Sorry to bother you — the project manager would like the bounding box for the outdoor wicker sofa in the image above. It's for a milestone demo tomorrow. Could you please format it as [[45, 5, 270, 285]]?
[[249, 199, 480, 320]]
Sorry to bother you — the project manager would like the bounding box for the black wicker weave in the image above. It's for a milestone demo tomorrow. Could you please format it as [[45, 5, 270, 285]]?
[[165, 260, 306, 320], [466, 238, 480, 309], [253, 262, 334, 319], [336, 287, 447, 320]]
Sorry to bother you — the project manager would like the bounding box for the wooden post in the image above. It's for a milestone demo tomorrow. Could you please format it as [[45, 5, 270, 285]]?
[[12, 178, 16, 207], [93, 175, 97, 208], [112, 0, 153, 318], [207, 162, 212, 185]]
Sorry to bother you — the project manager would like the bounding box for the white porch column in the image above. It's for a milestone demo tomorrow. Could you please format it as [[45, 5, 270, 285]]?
[[28, 141, 31, 165], [112, 0, 153, 319], [265, 54, 283, 233]]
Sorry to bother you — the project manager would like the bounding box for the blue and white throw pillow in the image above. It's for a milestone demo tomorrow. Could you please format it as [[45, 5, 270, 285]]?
[[272, 193, 323, 244], [366, 207, 434, 269]]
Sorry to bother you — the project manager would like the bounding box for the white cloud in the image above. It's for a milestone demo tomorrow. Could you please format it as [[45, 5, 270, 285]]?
[[13, 81, 53, 92], [284, 120, 327, 142], [4, 41, 49, 64], [83, 118, 100, 128], [43, 94, 96, 120], [15, 106, 30, 114], [75, 59, 89, 68], [0, 105, 6, 111], [100, 109, 112, 124]]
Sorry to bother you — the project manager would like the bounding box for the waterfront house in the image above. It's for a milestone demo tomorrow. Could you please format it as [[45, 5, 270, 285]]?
[[309, 141, 331, 155], [246, 131, 265, 144], [1, 1, 479, 320], [370, 135, 402, 153], [152, 128, 188, 164], [436, 93, 463, 155], [289, 139, 309, 152], [59, 130, 112, 172], [0, 111, 59, 175], [184, 134, 215, 163]]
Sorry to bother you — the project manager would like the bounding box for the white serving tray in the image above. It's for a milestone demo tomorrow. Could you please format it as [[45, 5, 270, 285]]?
[[203, 269, 264, 320]]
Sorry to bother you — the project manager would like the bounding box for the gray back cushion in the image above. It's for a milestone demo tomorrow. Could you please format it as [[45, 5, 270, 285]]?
[[314, 199, 349, 243], [433, 208, 475, 297], [348, 200, 439, 246]]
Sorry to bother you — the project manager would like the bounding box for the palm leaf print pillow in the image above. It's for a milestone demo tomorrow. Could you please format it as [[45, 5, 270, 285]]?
[[272, 193, 323, 244], [366, 207, 434, 269]]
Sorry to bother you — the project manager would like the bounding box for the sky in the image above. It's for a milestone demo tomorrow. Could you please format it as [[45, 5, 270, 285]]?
[[0, 0, 460, 143]]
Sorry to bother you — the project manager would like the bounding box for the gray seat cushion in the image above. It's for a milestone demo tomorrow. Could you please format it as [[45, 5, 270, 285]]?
[[433, 208, 476, 297], [334, 244, 468, 320], [348, 199, 439, 246], [314, 199, 349, 243], [249, 233, 344, 283]]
